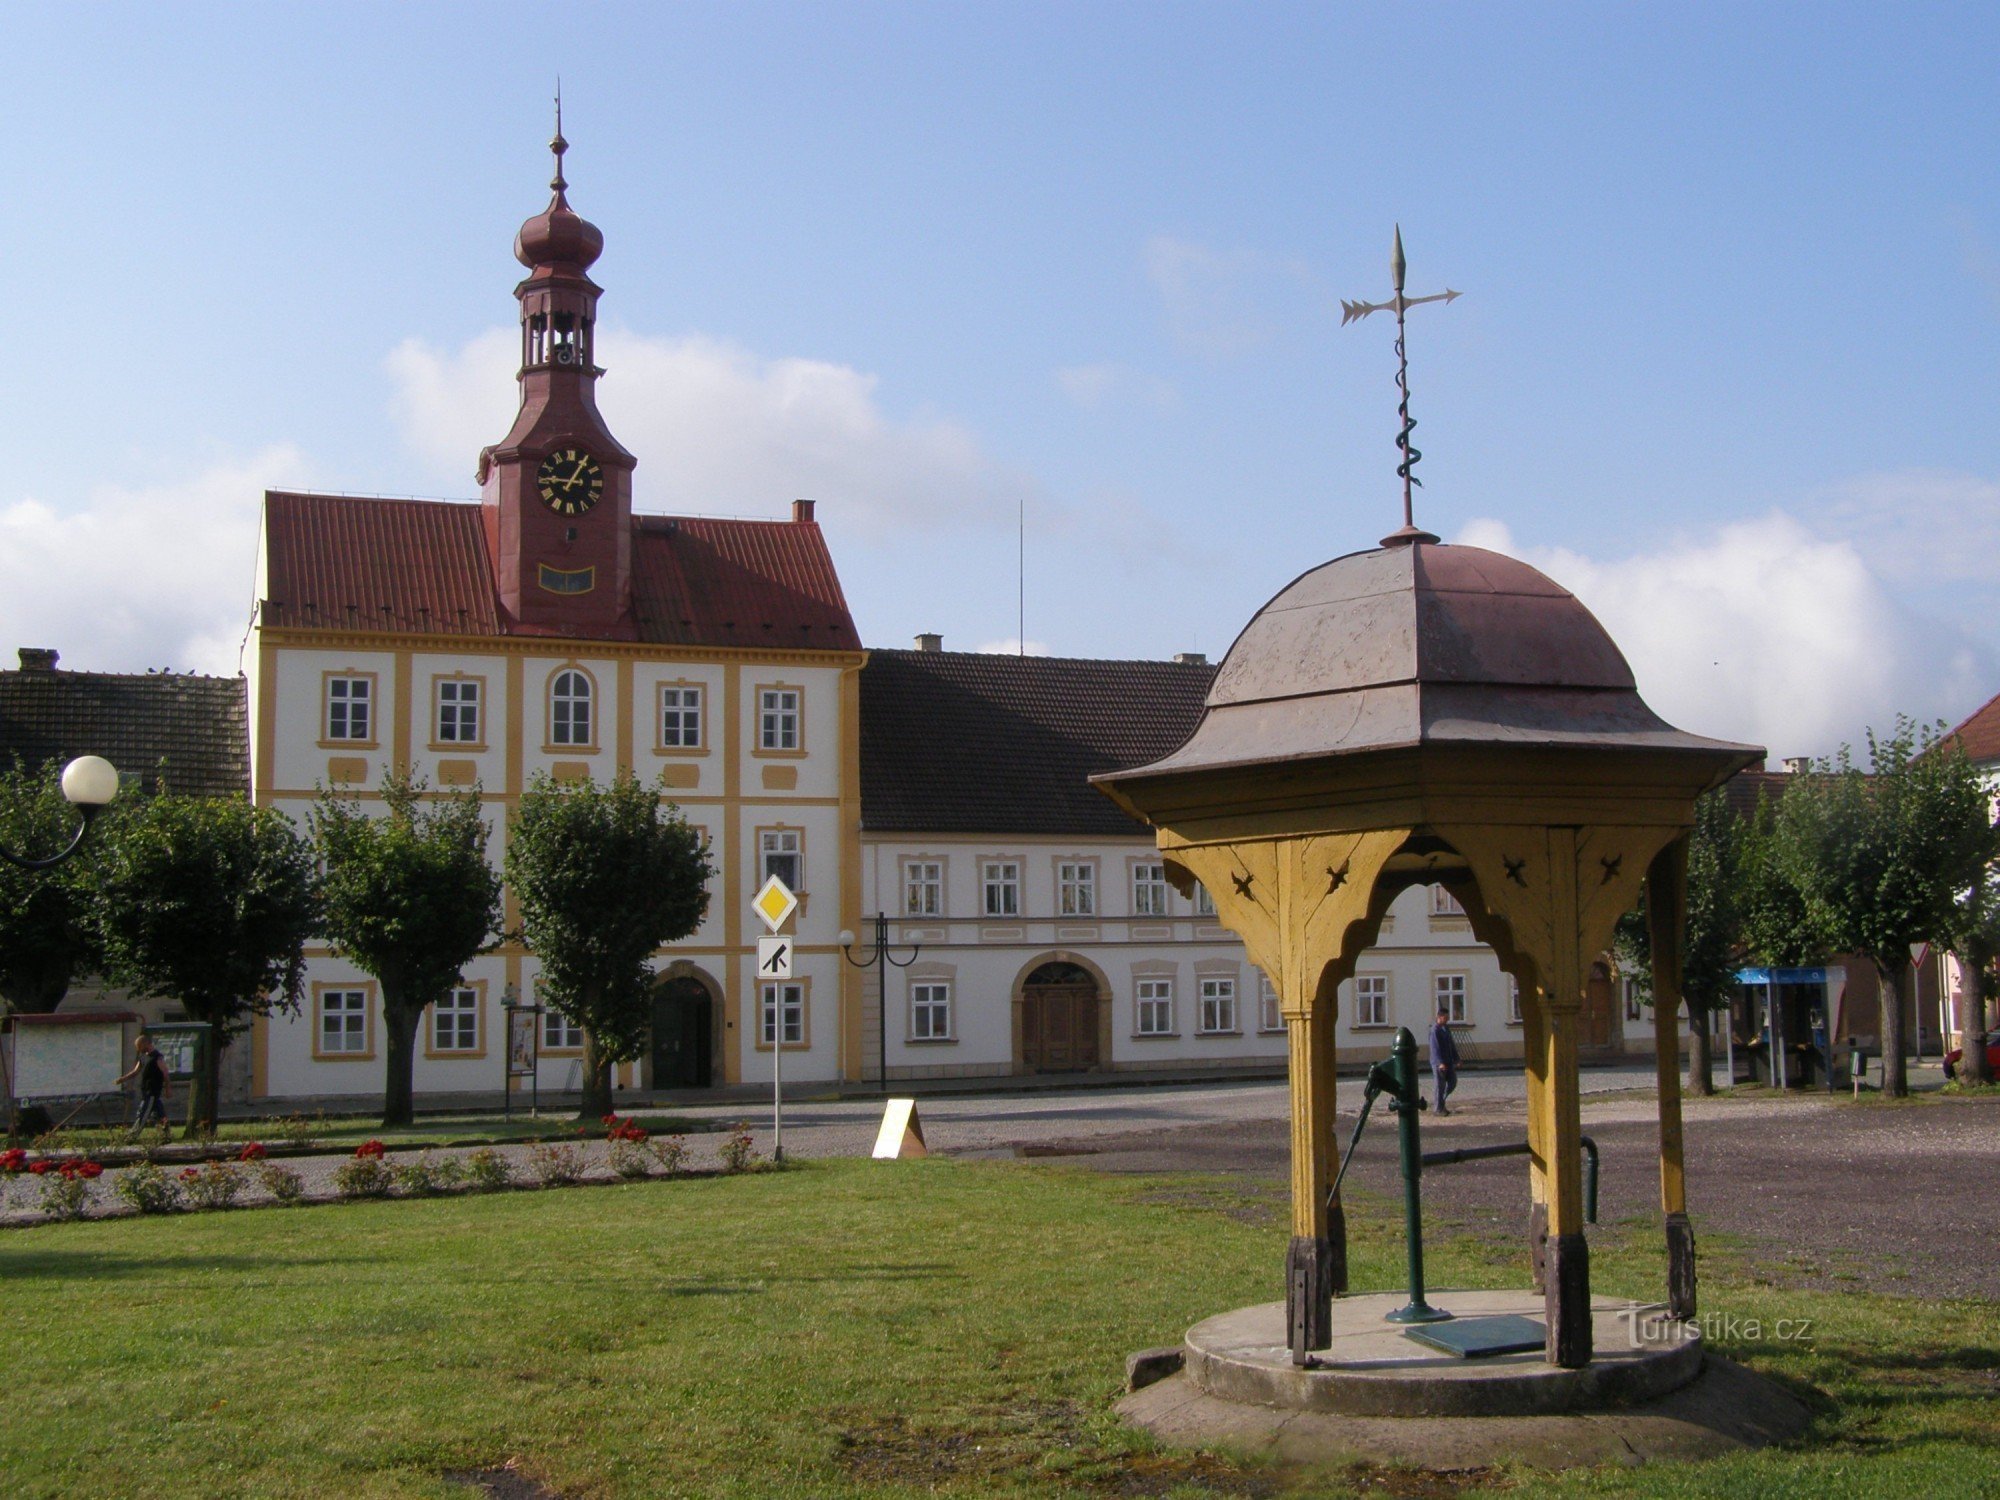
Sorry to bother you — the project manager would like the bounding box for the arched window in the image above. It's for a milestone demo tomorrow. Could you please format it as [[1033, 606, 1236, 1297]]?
[[551, 668, 593, 747]]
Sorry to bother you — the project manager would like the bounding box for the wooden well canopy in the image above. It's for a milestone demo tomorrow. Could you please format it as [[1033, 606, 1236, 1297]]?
[[1095, 539, 1762, 1368]]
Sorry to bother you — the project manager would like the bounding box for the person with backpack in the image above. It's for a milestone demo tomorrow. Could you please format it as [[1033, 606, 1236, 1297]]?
[[116, 1033, 171, 1136], [1429, 1007, 1460, 1116]]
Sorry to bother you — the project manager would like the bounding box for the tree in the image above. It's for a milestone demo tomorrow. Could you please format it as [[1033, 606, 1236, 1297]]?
[[504, 771, 712, 1119], [313, 774, 504, 1127], [1770, 718, 1996, 1098], [0, 760, 106, 1014], [95, 794, 318, 1130], [1615, 788, 1747, 1096], [1939, 861, 2000, 1086]]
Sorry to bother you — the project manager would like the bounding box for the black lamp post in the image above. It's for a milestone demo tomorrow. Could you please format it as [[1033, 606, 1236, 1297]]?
[[839, 911, 919, 1093], [0, 756, 119, 870]]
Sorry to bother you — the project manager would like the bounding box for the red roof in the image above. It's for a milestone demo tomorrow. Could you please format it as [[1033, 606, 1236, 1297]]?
[[1944, 689, 2000, 766], [260, 493, 860, 651]]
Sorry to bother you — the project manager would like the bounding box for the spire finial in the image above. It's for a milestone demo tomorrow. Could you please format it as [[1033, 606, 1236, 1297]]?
[[550, 82, 568, 198], [1340, 228, 1461, 547]]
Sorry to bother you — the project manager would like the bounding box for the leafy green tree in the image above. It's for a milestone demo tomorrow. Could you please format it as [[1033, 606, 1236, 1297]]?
[[0, 760, 107, 1013], [95, 794, 318, 1129], [313, 774, 504, 1127], [1614, 788, 1747, 1096], [1771, 718, 1996, 1098], [504, 771, 712, 1119], [1940, 863, 1999, 1086]]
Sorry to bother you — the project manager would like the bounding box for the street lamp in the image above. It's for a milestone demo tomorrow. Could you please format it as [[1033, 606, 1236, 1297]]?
[[839, 912, 919, 1094], [0, 756, 119, 870]]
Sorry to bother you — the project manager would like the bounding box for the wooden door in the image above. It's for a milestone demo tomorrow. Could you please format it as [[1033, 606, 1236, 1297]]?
[[1024, 983, 1098, 1072], [1582, 964, 1614, 1048]]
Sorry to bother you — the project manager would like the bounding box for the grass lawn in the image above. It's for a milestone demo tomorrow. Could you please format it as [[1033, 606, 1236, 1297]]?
[[2, 1159, 1996, 1499]]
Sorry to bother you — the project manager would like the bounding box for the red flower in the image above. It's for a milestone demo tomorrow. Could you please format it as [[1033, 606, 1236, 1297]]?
[[77, 1161, 103, 1179], [355, 1140, 386, 1159], [602, 1114, 619, 1126], [28, 1160, 53, 1175], [0, 1148, 26, 1173], [181, 1167, 202, 1181], [238, 1142, 267, 1161]]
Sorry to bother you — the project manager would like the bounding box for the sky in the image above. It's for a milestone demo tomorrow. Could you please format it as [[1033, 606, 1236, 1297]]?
[[4, 2, 1998, 760]]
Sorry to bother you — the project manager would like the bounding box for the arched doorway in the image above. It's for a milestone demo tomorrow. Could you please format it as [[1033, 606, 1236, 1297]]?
[[651, 975, 715, 1089], [1020, 961, 1100, 1073]]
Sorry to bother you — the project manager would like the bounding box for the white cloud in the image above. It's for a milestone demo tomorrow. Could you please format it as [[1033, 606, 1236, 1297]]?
[[386, 327, 1042, 536], [1456, 513, 1995, 760], [1144, 235, 1310, 357], [0, 447, 308, 678], [1818, 467, 2000, 586], [1054, 362, 1179, 411]]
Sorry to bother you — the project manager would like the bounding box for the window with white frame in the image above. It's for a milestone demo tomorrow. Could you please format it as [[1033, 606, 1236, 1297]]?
[[434, 678, 481, 745], [760, 829, 802, 892], [431, 987, 480, 1052], [325, 677, 372, 742], [982, 860, 1020, 917], [1258, 972, 1284, 1033], [759, 688, 801, 751], [1058, 861, 1096, 917], [1132, 862, 1170, 916], [1430, 884, 1465, 917], [542, 1010, 584, 1051], [1506, 974, 1523, 1024], [1435, 972, 1468, 1024], [1623, 974, 1645, 1020], [318, 988, 368, 1054], [1355, 973, 1389, 1028], [1194, 882, 1216, 917], [760, 982, 804, 1046], [550, 669, 593, 746], [1199, 977, 1238, 1034], [1136, 978, 1175, 1036], [904, 860, 943, 917], [910, 982, 951, 1041], [659, 685, 703, 749]]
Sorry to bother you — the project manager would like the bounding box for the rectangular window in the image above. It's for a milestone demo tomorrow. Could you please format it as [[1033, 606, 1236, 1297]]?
[[982, 860, 1020, 918], [1132, 862, 1170, 916], [1355, 974, 1389, 1028], [660, 685, 703, 749], [1194, 882, 1216, 917], [434, 678, 481, 745], [1058, 861, 1096, 917], [903, 860, 943, 917], [1136, 978, 1175, 1036], [760, 829, 802, 892], [1430, 884, 1465, 917], [1507, 974, 1523, 1025], [1623, 974, 1645, 1021], [431, 987, 480, 1052], [760, 982, 804, 1046], [910, 982, 951, 1041], [318, 989, 368, 1054], [1199, 977, 1238, 1035], [1435, 972, 1468, 1024], [542, 1010, 584, 1051], [325, 676, 372, 742], [1258, 973, 1283, 1033], [759, 688, 801, 752]]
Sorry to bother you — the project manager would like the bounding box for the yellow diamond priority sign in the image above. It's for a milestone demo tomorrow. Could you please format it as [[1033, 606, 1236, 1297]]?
[[753, 874, 799, 933]]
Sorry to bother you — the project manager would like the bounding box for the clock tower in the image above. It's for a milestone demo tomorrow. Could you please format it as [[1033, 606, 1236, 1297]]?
[[479, 112, 637, 637]]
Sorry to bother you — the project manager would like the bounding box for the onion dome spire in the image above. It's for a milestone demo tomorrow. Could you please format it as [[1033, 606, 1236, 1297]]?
[[515, 87, 604, 272]]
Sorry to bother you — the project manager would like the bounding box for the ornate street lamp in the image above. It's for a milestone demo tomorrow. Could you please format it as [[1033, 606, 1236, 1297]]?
[[839, 914, 919, 1094], [0, 756, 119, 871]]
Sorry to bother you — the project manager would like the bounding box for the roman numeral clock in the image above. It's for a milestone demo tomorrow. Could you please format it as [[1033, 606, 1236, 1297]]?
[[537, 448, 604, 516]]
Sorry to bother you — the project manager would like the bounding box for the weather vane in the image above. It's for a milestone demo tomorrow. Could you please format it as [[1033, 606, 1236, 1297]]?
[[1342, 226, 1460, 545]]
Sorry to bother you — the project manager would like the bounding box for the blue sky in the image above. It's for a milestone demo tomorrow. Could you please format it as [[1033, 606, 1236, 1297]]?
[[6, 3, 1998, 757]]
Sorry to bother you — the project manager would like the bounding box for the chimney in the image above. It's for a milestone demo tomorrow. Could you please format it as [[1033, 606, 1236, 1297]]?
[[914, 632, 942, 653], [17, 648, 58, 672], [1173, 651, 1207, 666], [1782, 756, 1814, 776], [792, 499, 816, 523]]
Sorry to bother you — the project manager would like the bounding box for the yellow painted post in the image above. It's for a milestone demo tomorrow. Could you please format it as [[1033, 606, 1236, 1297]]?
[[1284, 985, 1343, 1361], [1520, 985, 1551, 1291], [1646, 839, 1697, 1318], [1540, 827, 1593, 1368]]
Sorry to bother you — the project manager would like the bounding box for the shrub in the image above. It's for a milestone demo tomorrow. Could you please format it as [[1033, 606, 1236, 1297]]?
[[608, 1137, 654, 1179], [463, 1148, 511, 1191], [179, 1160, 245, 1211], [255, 1161, 306, 1204], [115, 1160, 183, 1215], [719, 1123, 759, 1174], [526, 1140, 586, 1187], [270, 1112, 323, 1148], [333, 1144, 393, 1200], [390, 1153, 450, 1197], [651, 1134, 688, 1177], [36, 1159, 102, 1220]]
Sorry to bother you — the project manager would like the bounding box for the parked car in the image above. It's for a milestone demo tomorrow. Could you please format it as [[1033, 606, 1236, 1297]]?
[[1943, 1037, 2000, 1080]]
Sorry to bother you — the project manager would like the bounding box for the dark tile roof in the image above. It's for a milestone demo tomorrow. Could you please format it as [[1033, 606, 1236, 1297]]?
[[1943, 689, 2000, 766], [1722, 768, 1788, 819], [860, 650, 1217, 836], [259, 492, 861, 651], [0, 660, 248, 797]]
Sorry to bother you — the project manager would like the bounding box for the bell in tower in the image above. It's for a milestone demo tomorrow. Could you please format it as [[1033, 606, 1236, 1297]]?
[[479, 101, 638, 638]]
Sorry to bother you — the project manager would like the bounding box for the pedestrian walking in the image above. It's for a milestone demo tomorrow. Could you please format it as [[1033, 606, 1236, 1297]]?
[[1429, 1008, 1459, 1116], [115, 1033, 171, 1136]]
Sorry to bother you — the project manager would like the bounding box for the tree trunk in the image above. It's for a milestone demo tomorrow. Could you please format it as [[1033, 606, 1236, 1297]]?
[[190, 1032, 222, 1136], [1877, 959, 1909, 1098], [1961, 945, 1993, 1086], [578, 1029, 614, 1121], [1685, 1001, 1714, 1097], [381, 999, 420, 1128]]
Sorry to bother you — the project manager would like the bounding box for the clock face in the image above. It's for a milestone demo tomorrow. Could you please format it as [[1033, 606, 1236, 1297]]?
[[537, 448, 605, 516]]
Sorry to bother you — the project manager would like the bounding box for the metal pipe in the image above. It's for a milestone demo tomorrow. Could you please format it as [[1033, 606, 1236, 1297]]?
[[1420, 1136, 1599, 1225]]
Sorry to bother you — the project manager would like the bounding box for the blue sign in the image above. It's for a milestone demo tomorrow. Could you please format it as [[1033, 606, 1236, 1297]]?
[[1736, 967, 1828, 986]]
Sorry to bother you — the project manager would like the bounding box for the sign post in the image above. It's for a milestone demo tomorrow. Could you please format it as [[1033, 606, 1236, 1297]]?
[[753, 875, 799, 1164], [503, 987, 542, 1121]]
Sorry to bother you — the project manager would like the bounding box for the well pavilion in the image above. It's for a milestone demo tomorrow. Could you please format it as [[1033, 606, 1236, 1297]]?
[[1095, 531, 1762, 1367]]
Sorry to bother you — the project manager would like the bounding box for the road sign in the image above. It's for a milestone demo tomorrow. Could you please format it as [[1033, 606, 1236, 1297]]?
[[753, 874, 798, 932], [757, 936, 793, 980]]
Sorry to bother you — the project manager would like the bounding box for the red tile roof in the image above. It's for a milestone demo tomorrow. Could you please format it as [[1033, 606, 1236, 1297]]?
[[1943, 689, 2000, 766], [259, 493, 860, 651]]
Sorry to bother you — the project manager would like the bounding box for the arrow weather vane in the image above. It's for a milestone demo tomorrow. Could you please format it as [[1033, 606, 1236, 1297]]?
[[1342, 226, 1460, 545]]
